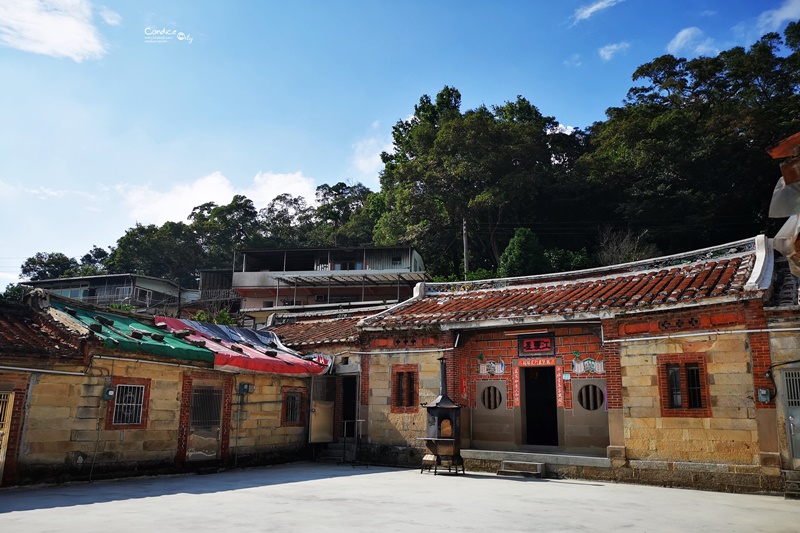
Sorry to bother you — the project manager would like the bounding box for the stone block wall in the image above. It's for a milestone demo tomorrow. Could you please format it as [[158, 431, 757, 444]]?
[[228, 374, 310, 466], [619, 331, 759, 465]]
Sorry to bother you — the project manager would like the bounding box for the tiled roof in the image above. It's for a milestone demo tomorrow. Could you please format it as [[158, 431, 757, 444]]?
[[361, 239, 761, 330], [0, 299, 81, 359], [270, 317, 361, 348]]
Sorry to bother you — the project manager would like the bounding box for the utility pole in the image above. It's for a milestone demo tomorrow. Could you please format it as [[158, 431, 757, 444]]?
[[462, 217, 469, 280]]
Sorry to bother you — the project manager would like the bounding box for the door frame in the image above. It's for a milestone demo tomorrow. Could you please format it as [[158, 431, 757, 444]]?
[[176, 372, 233, 468], [0, 391, 14, 482]]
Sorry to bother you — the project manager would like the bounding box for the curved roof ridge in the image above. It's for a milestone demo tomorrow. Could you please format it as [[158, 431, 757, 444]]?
[[426, 236, 757, 295]]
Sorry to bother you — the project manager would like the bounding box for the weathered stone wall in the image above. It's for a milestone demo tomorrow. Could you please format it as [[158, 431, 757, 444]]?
[[364, 335, 445, 455], [16, 360, 183, 483], [620, 332, 759, 464], [229, 374, 310, 465], [8, 358, 315, 485]]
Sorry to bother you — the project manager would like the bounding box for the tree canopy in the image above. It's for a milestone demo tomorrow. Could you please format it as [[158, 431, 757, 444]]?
[[14, 23, 800, 289]]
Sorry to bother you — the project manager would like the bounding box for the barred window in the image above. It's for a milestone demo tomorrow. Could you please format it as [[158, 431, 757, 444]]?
[[657, 354, 710, 418], [113, 384, 145, 425], [285, 392, 301, 423], [391, 364, 419, 414], [106, 378, 150, 430], [281, 387, 306, 426]]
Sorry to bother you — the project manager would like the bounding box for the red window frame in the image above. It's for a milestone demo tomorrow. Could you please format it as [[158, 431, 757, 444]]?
[[281, 386, 307, 427], [105, 376, 151, 430], [657, 353, 711, 418], [391, 364, 419, 414]]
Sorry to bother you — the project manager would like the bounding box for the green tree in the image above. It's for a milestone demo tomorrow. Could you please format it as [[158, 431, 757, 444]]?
[[189, 195, 267, 268], [498, 228, 549, 277], [1, 283, 31, 301], [259, 193, 314, 246], [578, 25, 800, 253], [307, 182, 373, 246], [106, 222, 203, 288], [20, 252, 78, 280], [64, 245, 110, 277], [377, 87, 580, 277]]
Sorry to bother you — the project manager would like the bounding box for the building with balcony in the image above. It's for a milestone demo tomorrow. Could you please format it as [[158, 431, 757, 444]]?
[[232, 247, 429, 319], [24, 273, 198, 315]]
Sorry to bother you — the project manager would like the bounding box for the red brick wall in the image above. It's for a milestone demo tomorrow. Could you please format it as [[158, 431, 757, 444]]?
[[0, 373, 30, 487], [601, 321, 622, 410], [456, 326, 604, 410]]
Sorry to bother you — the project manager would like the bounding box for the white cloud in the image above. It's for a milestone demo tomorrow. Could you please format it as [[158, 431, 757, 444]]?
[[700, 10, 717, 17], [348, 121, 392, 190], [667, 27, 719, 57], [0, 0, 108, 62], [563, 53, 582, 67], [571, 0, 625, 26], [598, 41, 630, 61], [21, 185, 98, 201], [98, 6, 121, 26], [757, 0, 800, 33], [119, 170, 318, 226], [246, 171, 318, 207]]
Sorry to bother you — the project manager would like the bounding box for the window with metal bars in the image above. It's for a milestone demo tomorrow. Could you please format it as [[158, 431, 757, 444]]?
[[190, 386, 222, 428], [285, 392, 301, 423], [785, 370, 800, 407], [395, 372, 415, 407], [657, 354, 710, 417], [481, 386, 503, 410], [114, 384, 145, 424], [667, 364, 682, 408], [686, 364, 702, 408], [391, 364, 419, 413], [577, 384, 605, 411], [281, 386, 306, 426]]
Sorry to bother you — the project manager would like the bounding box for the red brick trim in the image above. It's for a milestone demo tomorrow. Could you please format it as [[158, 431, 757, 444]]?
[[657, 353, 712, 418], [175, 372, 233, 468], [105, 376, 151, 430], [281, 386, 307, 427], [0, 373, 30, 487], [743, 299, 774, 409], [391, 364, 419, 414]]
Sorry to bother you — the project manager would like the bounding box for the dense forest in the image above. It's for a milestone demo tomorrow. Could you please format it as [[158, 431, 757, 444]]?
[[5, 24, 800, 297]]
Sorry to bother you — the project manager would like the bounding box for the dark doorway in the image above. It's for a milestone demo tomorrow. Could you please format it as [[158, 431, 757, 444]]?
[[342, 376, 358, 438], [524, 367, 558, 446]]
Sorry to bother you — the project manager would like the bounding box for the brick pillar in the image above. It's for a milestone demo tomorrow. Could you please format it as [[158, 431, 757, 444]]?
[[602, 319, 626, 462], [743, 299, 774, 409], [743, 299, 780, 467]]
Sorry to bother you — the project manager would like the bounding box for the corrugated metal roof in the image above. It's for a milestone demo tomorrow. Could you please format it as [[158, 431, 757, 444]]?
[[49, 301, 214, 364], [156, 317, 326, 375]]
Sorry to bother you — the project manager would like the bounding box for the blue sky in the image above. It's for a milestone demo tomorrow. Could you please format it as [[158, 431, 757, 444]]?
[[1, 0, 799, 283]]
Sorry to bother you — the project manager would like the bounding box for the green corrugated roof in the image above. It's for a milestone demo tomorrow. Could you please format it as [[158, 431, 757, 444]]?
[[50, 301, 214, 364]]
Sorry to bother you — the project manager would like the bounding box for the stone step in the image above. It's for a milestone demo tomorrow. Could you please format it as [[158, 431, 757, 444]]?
[[497, 469, 542, 478], [501, 461, 545, 476], [783, 469, 800, 482]]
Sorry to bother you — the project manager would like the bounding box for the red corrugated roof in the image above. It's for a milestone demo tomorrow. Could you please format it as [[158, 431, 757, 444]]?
[[361, 242, 759, 329], [156, 317, 324, 375]]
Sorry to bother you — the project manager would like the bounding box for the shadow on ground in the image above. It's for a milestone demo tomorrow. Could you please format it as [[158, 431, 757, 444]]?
[[0, 462, 388, 513]]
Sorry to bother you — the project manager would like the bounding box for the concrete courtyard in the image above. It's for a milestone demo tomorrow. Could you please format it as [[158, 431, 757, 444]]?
[[1, 462, 798, 532]]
